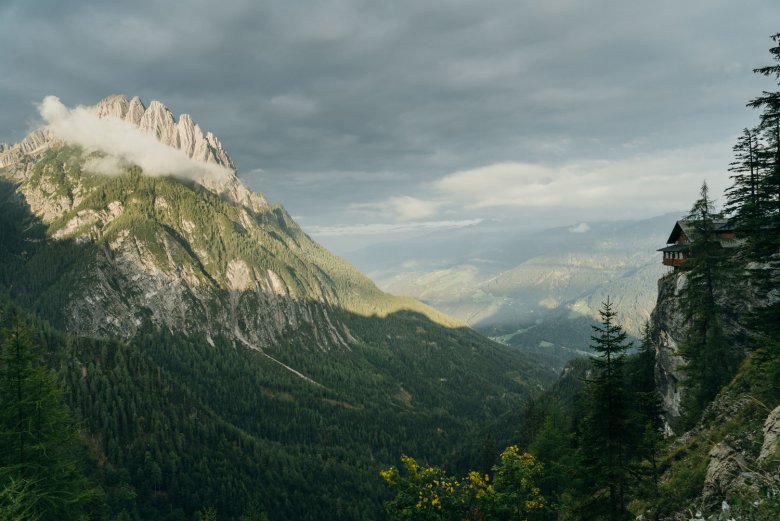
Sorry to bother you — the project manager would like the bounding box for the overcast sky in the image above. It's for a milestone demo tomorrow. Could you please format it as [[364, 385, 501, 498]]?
[[1, 1, 778, 253]]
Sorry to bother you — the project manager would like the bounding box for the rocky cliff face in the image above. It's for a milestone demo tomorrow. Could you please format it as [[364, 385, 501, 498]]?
[[649, 267, 750, 433], [649, 265, 780, 519], [649, 271, 690, 432]]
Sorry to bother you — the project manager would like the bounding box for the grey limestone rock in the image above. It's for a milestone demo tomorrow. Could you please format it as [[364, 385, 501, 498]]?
[[702, 442, 766, 509], [759, 405, 780, 464]]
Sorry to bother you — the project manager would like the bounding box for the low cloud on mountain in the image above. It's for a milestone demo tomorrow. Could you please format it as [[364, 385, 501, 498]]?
[[39, 96, 231, 182]]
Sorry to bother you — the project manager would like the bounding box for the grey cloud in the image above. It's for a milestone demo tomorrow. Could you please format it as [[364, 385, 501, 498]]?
[[1, 0, 778, 240]]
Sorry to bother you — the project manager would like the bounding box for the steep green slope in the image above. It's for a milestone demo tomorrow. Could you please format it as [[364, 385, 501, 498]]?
[[2, 145, 458, 336]]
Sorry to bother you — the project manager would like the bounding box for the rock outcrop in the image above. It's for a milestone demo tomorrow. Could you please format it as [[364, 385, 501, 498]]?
[[0, 128, 56, 168], [90, 94, 235, 170], [649, 267, 750, 433], [649, 271, 690, 432], [702, 442, 769, 509], [759, 405, 780, 464]]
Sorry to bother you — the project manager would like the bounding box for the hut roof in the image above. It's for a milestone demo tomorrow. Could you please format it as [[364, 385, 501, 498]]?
[[665, 219, 734, 245]]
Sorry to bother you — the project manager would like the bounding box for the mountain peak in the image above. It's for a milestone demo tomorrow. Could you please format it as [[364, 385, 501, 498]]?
[[91, 94, 235, 171], [0, 94, 262, 211], [0, 95, 236, 173]]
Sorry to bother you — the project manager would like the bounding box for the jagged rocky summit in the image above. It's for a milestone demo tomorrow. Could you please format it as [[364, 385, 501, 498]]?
[[1, 94, 232, 169], [92, 94, 234, 169], [0, 94, 458, 351], [0, 95, 268, 215]]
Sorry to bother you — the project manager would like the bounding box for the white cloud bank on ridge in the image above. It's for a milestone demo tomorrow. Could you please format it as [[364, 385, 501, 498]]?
[[39, 96, 232, 181], [569, 222, 591, 233]]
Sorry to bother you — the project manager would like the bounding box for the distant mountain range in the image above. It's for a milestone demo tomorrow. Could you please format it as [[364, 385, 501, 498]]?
[[348, 214, 678, 369]]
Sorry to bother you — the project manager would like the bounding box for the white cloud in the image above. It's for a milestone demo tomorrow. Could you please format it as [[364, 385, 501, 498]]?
[[429, 142, 732, 215], [83, 155, 127, 176], [569, 222, 590, 233], [435, 162, 563, 208], [305, 219, 483, 237], [350, 141, 733, 229], [384, 195, 440, 220], [39, 96, 232, 182], [352, 195, 441, 221]]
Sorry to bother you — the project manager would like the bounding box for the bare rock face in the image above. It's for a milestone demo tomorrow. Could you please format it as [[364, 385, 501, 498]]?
[[64, 229, 353, 350], [0, 128, 57, 168], [139, 100, 179, 146], [649, 267, 750, 434], [759, 405, 780, 463], [649, 272, 689, 432], [93, 94, 129, 120], [125, 96, 145, 125], [701, 442, 767, 510]]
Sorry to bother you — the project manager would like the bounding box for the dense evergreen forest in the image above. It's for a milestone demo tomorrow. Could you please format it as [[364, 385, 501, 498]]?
[[0, 297, 556, 520]]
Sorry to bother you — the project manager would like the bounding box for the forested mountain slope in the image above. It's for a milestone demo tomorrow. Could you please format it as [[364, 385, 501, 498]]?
[[0, 96, 555, 520]]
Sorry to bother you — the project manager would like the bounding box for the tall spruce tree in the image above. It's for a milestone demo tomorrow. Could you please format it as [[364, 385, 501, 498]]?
[[748, 33, 780, 346], [579, 297, 633, 521], [626, 322, 663, 499], [737, 32, 780, 397], [0, 320, 94, 520], [679, 182, 737, 426], [746, 33, 780, 252], [725, 128, 763, 235]]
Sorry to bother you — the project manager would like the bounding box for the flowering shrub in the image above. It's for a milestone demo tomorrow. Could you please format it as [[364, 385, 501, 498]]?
[[381, 446, 545, 521]]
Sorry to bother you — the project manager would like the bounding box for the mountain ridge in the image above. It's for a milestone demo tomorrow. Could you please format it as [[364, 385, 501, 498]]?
[[0, 94, 233, 170]]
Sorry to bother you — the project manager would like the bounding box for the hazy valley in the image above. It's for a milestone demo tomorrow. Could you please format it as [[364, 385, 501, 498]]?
[[338, 215, 673, 369]]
